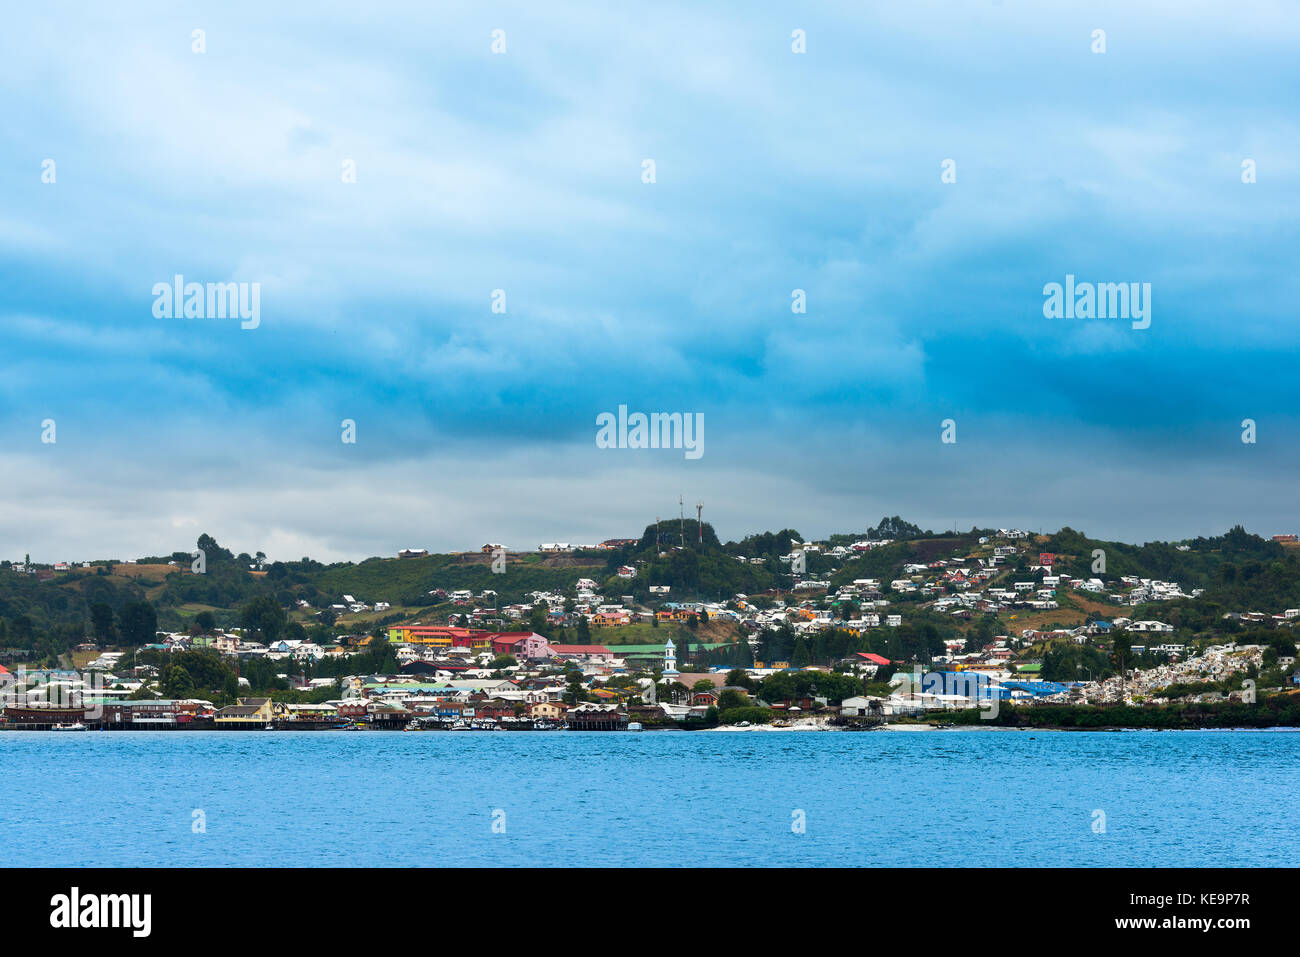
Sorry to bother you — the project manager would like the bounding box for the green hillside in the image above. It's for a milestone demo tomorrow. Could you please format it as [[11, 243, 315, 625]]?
[[2, 521, 1298, 668]]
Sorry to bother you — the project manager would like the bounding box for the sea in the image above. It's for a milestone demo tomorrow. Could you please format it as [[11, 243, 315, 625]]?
[[2, 728, 1293, 867]]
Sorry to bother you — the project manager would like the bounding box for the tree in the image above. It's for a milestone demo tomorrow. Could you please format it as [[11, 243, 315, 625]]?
[[241, 595, 286, 644], [528, 603, 550, 638], [90, 602, 115, 643], [194, 611, 216, 633], [791, 638, 811, 668], [196, 533, 235, 564], [563, 668, 586, 705], [725, 668, 755, 691], [118, 601, 158, 647], [163, 663, 195, 699], [1112, 632, 1132, 676], [717, 688, 749, 710]]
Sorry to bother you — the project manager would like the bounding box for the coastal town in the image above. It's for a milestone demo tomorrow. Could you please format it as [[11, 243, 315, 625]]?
[[2, 520, 1298, 732]]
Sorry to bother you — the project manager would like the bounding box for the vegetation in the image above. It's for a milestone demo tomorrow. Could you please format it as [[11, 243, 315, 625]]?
[[935, 697, 1300, 729]]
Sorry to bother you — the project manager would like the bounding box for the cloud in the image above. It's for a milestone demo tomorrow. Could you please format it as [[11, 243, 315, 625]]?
[[1, 2, 1298, 558]]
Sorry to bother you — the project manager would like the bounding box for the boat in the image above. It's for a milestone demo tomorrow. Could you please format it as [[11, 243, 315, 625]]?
[[448, 720, 472, 731], [51, 722, 88, 732], [735, 720, 751, 728], [627, 722, 643, 732], [264, 723, 274, 731], [403, 719, 421, 732]]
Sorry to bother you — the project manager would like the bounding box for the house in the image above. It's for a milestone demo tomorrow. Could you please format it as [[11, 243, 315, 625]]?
[[529, 701, 568, 721], [334, 698, 371, 719], [214, 697, 275, 726], [617, 566, 637, 579], [476, 700, 520, 720], [488, 632, 550, 660], [367, 703, 414, 725], [840, 695, 885, 718], [566, 703, 628, 730], [844, 652, 890, 675]]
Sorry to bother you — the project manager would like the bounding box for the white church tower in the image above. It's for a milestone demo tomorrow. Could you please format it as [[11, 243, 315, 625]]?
[[663, 637, 679, 676]]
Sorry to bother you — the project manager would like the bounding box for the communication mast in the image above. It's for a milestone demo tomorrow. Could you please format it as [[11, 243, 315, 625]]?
[[696, 502, 703, 544]]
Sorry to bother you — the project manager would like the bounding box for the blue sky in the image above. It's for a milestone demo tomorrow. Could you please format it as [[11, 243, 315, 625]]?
[[2, 1, 1299, 562]]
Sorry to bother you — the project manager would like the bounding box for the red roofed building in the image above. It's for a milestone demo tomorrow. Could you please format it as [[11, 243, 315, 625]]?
[[488, 632, 550, 660], [846, 652, 892, 674]]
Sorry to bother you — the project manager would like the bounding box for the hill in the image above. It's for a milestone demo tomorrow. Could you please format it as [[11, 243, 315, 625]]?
[[2, 520, 1297, 667]]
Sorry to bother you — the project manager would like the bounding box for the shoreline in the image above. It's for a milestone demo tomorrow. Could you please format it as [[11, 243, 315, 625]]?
[[5, 723, 1297, 735]]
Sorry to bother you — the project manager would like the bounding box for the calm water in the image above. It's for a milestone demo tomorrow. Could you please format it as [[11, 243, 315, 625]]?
[[1, 729, 1294, 867]]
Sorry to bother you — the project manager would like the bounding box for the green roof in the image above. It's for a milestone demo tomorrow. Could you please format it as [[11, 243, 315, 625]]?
[[605, 642, 735, 654]]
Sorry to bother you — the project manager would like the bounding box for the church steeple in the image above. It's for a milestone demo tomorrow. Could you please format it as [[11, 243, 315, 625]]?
[[663, 637, 678, 675]]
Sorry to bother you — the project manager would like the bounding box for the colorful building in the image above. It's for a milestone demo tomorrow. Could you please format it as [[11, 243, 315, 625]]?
[[387, 625, 475, 648]]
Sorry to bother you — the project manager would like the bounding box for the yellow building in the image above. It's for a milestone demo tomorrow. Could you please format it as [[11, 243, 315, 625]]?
[[387, 625, 470, 647], [529, 702, 568, 720], [214, 697, 275, 726]]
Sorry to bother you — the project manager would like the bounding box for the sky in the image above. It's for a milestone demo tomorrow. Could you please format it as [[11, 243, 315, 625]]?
[[2, 1, 1298, 562]]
